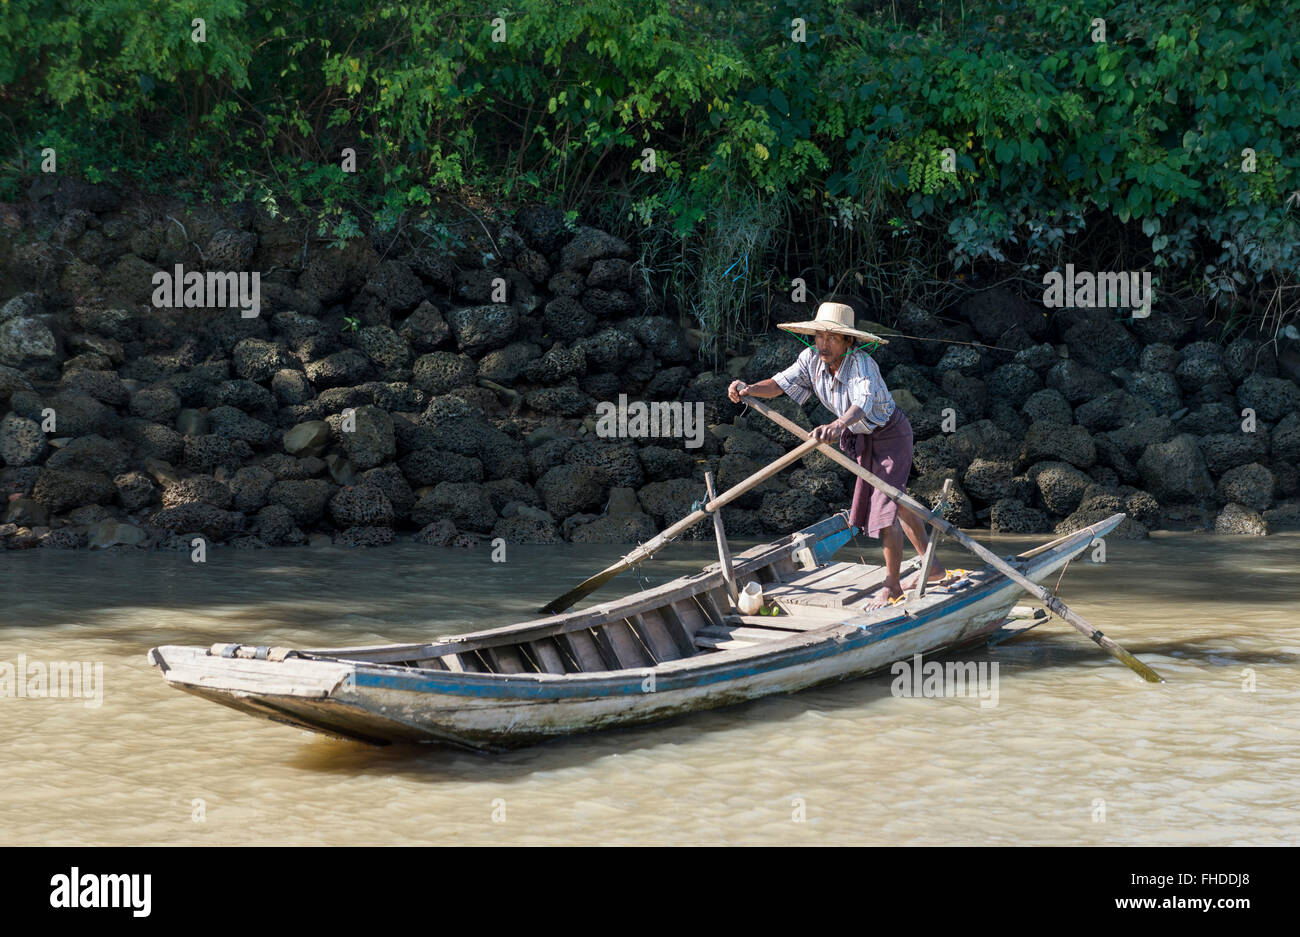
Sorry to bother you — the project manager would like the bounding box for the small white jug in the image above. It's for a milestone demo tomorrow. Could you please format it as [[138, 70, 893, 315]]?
[[737, 581, 764, 615]]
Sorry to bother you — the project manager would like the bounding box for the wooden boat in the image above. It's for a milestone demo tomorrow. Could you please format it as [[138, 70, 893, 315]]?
[[148, 510, 1125, 750]]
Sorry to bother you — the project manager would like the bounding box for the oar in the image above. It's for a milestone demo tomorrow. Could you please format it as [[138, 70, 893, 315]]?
[[743, 397, 1164, 683], [538, 436, 822, 614]]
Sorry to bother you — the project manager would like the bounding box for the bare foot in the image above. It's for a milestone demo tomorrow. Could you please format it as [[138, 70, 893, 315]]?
[[900, 566, 948, 590], [866, 583, 905, 610]]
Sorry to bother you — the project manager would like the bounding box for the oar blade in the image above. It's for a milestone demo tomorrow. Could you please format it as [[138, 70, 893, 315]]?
[[538, 562, 627, 615]]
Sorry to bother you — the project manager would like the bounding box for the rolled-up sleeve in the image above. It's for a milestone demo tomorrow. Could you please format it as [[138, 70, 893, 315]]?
[[846, 355, 875, 413], [771, 349, 813, 405]]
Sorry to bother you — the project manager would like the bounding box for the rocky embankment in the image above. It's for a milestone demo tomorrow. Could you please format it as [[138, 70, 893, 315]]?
[[1, 179, 1298, 552]]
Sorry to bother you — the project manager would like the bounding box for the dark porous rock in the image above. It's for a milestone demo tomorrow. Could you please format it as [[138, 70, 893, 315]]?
[[1237, 375, 1300, 422], [1173, 342, 1232, 400], [61, 369, 129, 407], [1123, 489, 1162, 528], [1022, 388, 1073, 425], [333, 525, 395, 548], [1223, 336, 1278, 383], [525, 381, 592, 416], [724, 428, 784, 462], [355, 463, 414, 521], [1214, 502, 1269, 536], [951, 419, 1019, 465], [638, 445, 695, 482], [559, 226, 632, 273], [1138, 434, 1215, 502], [1087, 465, 1120, 489], [364, 260, 424, 313], [576, 327, 640, 372], [579, 372, 621, 400], [568, 512, 659, 544], [788, 468, 848, 505], [743, 334, 808, 385], [355, 325, 411, 376], [586, 258, 632, 290], [413, 519, 459, 546], [282, 420, 332, 457], [1176, 402, 1245, 436], [1101, 417, 1176, 461], [636, 477, 702, 523], [113, 471, 159, 511], [0, 413, 46, 465], [1216, 462, 1274, 511], [329, 483, 395, 528], [267, 478, 334, 526], [547, 271, 586, 300], [0, 315, 59, 370], [228, 465, 276, 514], [315, 385, 373, 415], [367, 381, 424, 413], [477, 341, 540, 384], [516, 248, 550, 285], [129, 386, 182, 422], [936, 345, 981, 373], [1063, 318, 1141, 372], [40, 528, 86, 549], [1073, 390, 1157, 433], [623, 316, 691, 364], [909, 475, 974, 527], [1271, 412, 1300, 464], [44, 435, 128, 476], [396, 301, 451, 352], [304, 349, 373, 389], [987, 399, 1029, 439], [44, 389, 121, 437], [1015, 342, 1059, 372], [645, 366, 691, 400], [163, 475, 233, 510], [1045, 359, 1117, 405], [182, 433, 251, 473], [202, 312, 272, 356], [491, 511, 563, 544], [939, 371, 988, 419], [482, 478, 542, 514], [962, 288, 1049, 342], [989, 498, 1051, 534], [4, 498, 48, 526], [63, 351, 113, 374], [323, 453, 357, 486], [528, 437, 576, 480], [962, 458, 1017, 503], [741, 392, 809, 445], [209, 405, 273, 446], [399, 449, 484, 486], [1029, 461, 1093, 515], [339, 405, 395, 470], [718, 453, 785, 508], [1055, 508, 1148, 539], [412, 351, 478, 395], [1140, 343, 1178, 372], [542, 296, 596, 343], [119, 419, 184, 464], [204, 379, 276, 419], [0, 364, 34, 406], [32, 468, 116, 512], [1263, 500, 1300, 530], [259, 453, 307, 481], [232, 338, 292, 382], [1196, 432, 1268, 477], [537, 463, 608, 518], [411, 482, 496, 533], [564, 441, 643, 489], [913, 435, 963, 476], [446, 304, 519, 356], [252, 503, 306, 546], [987, 363, 1042, 401], [204, 229, 257, 270], [150, 503, 242, 540], [523, 342, 587, 383], [758, 489, 827, 533]]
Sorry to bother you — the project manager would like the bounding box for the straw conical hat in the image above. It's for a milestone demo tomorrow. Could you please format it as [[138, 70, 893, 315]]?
[[777, 302, 888, 344]]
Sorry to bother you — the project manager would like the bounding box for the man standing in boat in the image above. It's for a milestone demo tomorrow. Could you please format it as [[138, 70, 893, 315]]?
[[727, 301, 946, 608]]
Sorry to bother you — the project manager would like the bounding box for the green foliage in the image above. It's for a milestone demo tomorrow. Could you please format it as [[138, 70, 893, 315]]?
[[1, 0, 1297, 341]]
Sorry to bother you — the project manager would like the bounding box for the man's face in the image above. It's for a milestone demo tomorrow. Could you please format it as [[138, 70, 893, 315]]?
[[815, 331, 849, 363]]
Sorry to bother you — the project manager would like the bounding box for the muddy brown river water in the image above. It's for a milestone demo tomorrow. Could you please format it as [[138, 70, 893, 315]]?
[[2, 530, 1298, 845]]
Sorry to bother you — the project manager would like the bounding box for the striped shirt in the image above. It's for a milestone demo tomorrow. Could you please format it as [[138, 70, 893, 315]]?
[[771, 346, 896, 434]]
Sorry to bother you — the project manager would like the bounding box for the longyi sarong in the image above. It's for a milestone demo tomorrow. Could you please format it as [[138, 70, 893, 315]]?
[[838, 407, 914, 538]]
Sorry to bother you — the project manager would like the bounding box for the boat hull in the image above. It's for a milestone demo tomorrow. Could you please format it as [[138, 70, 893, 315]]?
[[149, 516, 1112, 750]]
